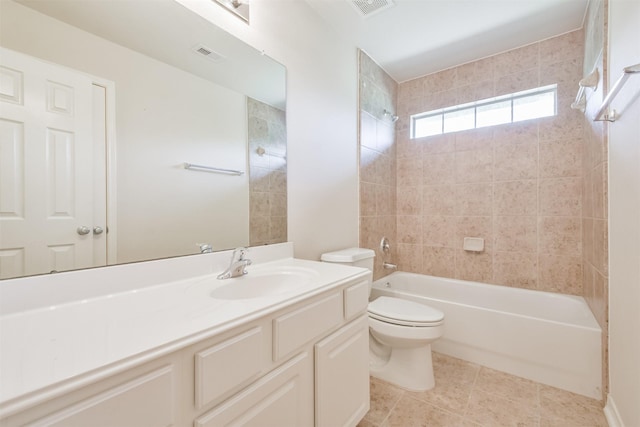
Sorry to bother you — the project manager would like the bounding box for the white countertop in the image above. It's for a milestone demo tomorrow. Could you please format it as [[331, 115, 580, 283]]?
[[0, 251, 369, 416]]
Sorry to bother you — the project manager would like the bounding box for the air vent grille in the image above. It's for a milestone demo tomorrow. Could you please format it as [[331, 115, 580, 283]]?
[[192, 44, 225, 62], [349, 0, 395, 18]]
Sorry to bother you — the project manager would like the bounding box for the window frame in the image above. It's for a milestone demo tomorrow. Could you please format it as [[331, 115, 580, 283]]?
[[410, 84, 557, 139]]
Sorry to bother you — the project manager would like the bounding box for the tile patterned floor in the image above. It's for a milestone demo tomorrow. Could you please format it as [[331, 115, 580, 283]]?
[[358, 352, 608, 427]]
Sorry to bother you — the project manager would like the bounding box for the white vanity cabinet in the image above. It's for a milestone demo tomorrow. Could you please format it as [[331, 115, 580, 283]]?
[[191, 278, 370, 427], [1, 276, 370, 427]]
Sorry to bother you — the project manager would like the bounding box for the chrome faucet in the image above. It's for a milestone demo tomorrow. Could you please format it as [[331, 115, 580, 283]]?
[[217, 247, 252, 279]]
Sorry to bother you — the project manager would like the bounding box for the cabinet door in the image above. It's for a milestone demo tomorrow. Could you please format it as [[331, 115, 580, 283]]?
[[194, 351, 313, 427], [315, 315, 370, 427]]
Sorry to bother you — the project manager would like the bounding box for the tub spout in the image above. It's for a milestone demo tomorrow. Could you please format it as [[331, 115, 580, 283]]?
[[383, 262, 397, 270]]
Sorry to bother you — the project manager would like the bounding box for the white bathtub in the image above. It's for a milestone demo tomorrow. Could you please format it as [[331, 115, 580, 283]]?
[[371, 272, 602, 399]]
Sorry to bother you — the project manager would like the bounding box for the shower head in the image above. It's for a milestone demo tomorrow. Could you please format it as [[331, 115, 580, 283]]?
[[383, 109, 399, 122]]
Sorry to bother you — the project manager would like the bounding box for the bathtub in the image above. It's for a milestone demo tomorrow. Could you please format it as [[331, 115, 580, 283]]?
[[371, 272, 602, 399]]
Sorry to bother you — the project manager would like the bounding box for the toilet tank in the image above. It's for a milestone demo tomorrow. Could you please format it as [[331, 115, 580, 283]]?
[[320, 248, 375, 271]]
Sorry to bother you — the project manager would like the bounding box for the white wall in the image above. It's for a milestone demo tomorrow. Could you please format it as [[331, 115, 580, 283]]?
[[606, 0, 640, 425], [0, 1, 250, 263], [177, 0, 360, 260]]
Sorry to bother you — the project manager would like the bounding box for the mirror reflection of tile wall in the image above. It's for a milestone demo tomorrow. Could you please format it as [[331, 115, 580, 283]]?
[[248, 98, 287, 246]]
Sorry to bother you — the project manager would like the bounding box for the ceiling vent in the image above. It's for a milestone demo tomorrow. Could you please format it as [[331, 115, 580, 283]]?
[[348, 0, 395, 18], [192, 44, 225, 62]]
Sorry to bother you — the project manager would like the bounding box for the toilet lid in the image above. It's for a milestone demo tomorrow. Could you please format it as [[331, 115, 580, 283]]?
[[368, 296, 444, 326]]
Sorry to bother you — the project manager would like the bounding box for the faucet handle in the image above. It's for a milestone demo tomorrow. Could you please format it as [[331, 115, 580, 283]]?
[[197, 243, 213, 253], [233, 247, 249, 260]]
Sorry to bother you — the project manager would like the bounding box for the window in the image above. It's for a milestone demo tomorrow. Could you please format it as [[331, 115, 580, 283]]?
[[410, 85, 557, 139]]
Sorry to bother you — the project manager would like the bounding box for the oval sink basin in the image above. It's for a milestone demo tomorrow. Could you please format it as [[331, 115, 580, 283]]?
[[186, 267, 320, 300], [210, 271, 314, 299]]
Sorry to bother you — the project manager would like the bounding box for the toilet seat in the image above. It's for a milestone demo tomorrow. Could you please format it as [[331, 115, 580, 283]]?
[[368, 296, 444, 327]]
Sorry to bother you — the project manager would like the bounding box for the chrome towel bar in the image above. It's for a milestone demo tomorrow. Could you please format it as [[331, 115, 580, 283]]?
[[594, 62, 640, 122], [183, 162, 244, 175]]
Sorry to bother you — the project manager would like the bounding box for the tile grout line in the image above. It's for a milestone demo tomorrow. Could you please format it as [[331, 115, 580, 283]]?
[[377, 388, 406, 426], [460, 363, 482, 423]]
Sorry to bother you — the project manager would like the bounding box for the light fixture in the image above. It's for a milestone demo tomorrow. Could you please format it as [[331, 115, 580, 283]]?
[[213, 0, 250, 23]]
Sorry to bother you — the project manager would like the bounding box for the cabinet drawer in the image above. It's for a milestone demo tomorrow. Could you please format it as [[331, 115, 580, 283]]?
[[273, 292, 342, 361], [195, 327, 264, 409], [28, 366, 174, 427], [194, 352, 313, 427], [344, 280, 369, 320]]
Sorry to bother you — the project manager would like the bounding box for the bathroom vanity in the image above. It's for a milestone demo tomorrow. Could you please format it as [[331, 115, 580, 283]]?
[[0, 244, 371, 426]]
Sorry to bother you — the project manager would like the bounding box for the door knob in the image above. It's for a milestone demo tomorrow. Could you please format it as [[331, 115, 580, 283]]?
[[93, 226, 104, 235], [77, 226, 91, 235]]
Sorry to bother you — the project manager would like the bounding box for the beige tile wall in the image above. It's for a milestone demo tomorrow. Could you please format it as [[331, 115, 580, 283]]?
[[248, 98, 287, 246], [394, 30, 587, 295], [359, 51, 398, 280], [582, 0, 609, 397]]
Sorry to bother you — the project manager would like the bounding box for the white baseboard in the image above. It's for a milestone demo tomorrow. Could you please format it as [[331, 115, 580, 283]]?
[[604, 394, 624, 427]]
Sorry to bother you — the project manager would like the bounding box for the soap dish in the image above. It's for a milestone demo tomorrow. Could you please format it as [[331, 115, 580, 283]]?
[[463, 237, 484, 252]]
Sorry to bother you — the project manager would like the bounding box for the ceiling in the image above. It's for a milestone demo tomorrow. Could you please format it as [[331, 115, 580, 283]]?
[[303, 0, 589, 82]]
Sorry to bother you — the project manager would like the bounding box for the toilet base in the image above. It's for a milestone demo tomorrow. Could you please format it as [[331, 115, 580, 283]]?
[[369, 342, 435, 391]]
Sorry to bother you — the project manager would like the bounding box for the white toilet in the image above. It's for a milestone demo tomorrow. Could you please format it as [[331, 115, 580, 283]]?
[[321, 248, 444, 391]]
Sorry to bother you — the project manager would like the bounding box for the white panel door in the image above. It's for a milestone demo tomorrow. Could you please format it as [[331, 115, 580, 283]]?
[[0, 48, 97, 279]]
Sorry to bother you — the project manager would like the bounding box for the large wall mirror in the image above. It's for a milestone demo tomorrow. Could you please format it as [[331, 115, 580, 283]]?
[[0, 0, 287, 280]]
